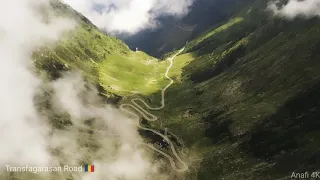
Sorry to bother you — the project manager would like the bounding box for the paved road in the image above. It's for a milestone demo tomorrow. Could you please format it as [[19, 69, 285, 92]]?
[[120, 48, 189, 172]]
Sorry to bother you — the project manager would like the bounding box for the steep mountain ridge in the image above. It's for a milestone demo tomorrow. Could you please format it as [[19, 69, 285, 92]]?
[[121, 0, 256, 58], [34, 0, 171, 100], [139, 0, 320, 179]]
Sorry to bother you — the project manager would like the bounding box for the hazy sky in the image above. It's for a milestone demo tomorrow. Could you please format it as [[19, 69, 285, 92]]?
[[62, 0, 195, 34]]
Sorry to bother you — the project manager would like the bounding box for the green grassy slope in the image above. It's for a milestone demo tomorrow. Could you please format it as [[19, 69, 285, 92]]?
[[28, 0, 320, 179], [6, 2, 176, 179], [33, 0, 170, 99], [98, 52, 169, 96], [126, 0, 320, 179]]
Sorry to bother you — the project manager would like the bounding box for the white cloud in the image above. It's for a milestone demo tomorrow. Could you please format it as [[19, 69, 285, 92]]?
[[62, 0, 195, 34], [269, 0, 320, 19], [50, 72, 167, 180], [0, 0, 74, 168]]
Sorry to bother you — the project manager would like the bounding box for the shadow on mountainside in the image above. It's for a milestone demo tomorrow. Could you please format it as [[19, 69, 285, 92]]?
[[187, 43, 247, 83], [203, 110, 234, 144], [240, 81, 320, 174]]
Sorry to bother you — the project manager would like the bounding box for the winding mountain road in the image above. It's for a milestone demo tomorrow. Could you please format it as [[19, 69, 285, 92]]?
[[120, 48, 188, 172]]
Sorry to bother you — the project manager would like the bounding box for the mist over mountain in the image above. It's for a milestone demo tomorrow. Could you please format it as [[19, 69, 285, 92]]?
[[120, 0, 255, 57], [1, 0, 320, 179], [62, 0, 196, 35]]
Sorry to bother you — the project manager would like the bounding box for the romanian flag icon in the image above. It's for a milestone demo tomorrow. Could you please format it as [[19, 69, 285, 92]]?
[[84, 165, 94, 172]]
